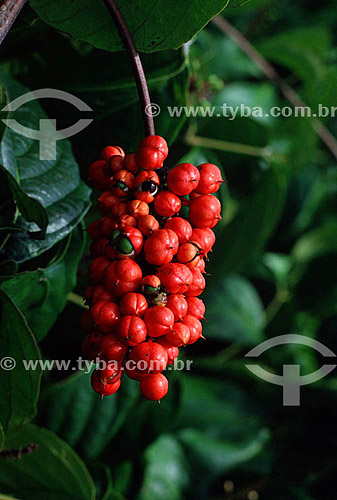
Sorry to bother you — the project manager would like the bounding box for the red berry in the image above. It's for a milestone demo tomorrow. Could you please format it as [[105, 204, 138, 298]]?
[[105, 155, 124, 175], [136, 135, 168, 170], [125, 365, 148, 381], [154, 191, 181, 217], [156, 263, 193, 294], [120, 292, 148, 317], [88, 256, 110, 284], [164, 217, 192, 244], [144, 229, 179, 266], [85, 285, 114, 306], [196, 163, 223, 194], [138, 215, 160, 236], [189, 195, 221, 228], [97, 361, 123, 384], [87, 219, 101, 241], [182, 315, 202, 344], [177, 242, 201, 268], [140, 275, 161, 295], [111, 169, 134, 197], [90, 238, 110, 257], [99, 335, 128, 361], [80, 310, 95, 332], [165, 322, 190, 347], [82, 330, 103, 359], [88, 160, 114, 191], [134, 170, 160, 203], [123, 152, 139, 173], [167, 163, 200, 196], [139, 373, 168, 401], [184, 268, 205, 297], [128, 199, 149, 219], [128, 341, 168, 374], [99, 146, 125, 161], [119, 214, 137, 229], [91, 369, 121, 397], [166, 294, 188, 321], [90, 300, 121, 333], [98, 192, 127, 217], [144, 306, 175, 337], [195, 258, 206, 273], [113, 227, 143, 259], [190, 228, 215, 256], [186, 297, 205, 320], [105, 260, 142, 298], [116, 316, 147, 346]]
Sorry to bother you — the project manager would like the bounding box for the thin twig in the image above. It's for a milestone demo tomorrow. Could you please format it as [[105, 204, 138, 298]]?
[[0, 0, 26, 45], [212, 15, 337, 161], [102, 0, 155, 136]]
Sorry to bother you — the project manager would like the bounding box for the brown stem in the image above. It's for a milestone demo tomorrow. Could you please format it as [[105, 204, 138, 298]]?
[[102, 0, 155, 136], [212, 15, 337, 161], [0, 0, 26, 45], [0, 443, 38, 460]]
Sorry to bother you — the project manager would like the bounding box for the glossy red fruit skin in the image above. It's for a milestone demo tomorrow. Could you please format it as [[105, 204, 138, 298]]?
[[136, 135, 168, 170], [156, 263, 193, 294], [88, 160, 114, 191], [195, 258, 206, 273], [156, 338, 179, 364], [165, 322, 190, 347], [134, 170, 160, 203], [189, 194, 221, 228], [144, 229, 179, 266], [88, 256, 110, 284], [91, 370, 121, 396], [167, 163, 200, 196], [166, 294, 188, 321], [87, 219, 101, 241], [138, 215, 160, 236], [118, 214, 137, 229], [115, 316, 147, 346], [184, 268, 205, 297], [85, 285, 115, 306], [144, 306, 175, 337], [125, 366, 148, 381], [99, 217, 119, 238], [196, 163, 223, 194], [120, 292, 148, 317], [114, 226, 143, 259], [82, 330, 103, 360], [164, 217, 192, 244], [190, 228, 215, 256], [105, 155, 124, 176], [182, 315, 202, 344], [111, 169, 134, 197], [90, 300, 121, 333], [123, 153, 139, 173], [90, 238, 110, 257], [177, 242, 201, 268], [139, 373, 169, 400], [100, 146, 125, 161], [186, 297, 205, 320], [99, 335, 128, 362], [97, 361, 123, 384], [154, 191, 181, 217], [104, 260, 142, 298], [128, 341, 168, 374], [128, 199, 149, 219], [140, 275, 161, 295]]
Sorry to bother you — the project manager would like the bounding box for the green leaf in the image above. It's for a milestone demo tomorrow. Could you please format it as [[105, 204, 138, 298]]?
[[38, 370, 138, 461], [204, 274, 265, 343], [0, 71, 91, 262], [2, 226, 85, 341], [0, 423, 4, 451], [137, 435, 189, 500], [208, 165, 287, 276], [291, 219, 337, 264], [0, 424, 95, 500], [30, 0, 231, 53], [0, 290, 41, 432]]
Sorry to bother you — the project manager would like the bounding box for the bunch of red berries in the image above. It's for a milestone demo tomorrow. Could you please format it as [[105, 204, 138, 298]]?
[[81, 135, 223, 401]]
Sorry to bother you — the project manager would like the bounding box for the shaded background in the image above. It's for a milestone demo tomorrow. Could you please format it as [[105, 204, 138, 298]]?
[[0, 0, 337, 499]]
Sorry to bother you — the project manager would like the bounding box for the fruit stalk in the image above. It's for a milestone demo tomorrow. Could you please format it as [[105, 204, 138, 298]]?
[[102, 0, 155, 136], [0, 0, 27, 45]]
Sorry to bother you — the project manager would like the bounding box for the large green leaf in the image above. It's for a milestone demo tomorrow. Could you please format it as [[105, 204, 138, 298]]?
[[0, 72, 91, 262], [30, 0, 231, 53], [38, 370, 138, 461], [0, 424, 95, 500], [208, 165, 287, 277], [203, 274, 265, 343], [137, 435, 189, 500], [2, 225, 85, 341], [0, 290, 41, 432]]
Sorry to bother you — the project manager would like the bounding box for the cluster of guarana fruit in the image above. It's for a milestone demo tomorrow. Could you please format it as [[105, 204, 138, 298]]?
[[81, 135, 223, 401]]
